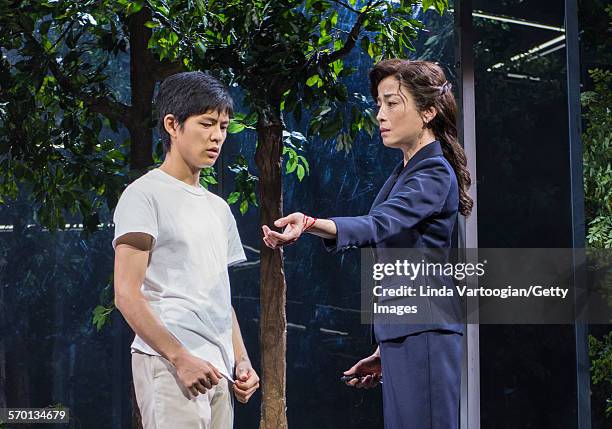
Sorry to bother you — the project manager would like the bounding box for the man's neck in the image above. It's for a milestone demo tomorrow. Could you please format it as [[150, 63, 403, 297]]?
[[159, 154, 201, 188]]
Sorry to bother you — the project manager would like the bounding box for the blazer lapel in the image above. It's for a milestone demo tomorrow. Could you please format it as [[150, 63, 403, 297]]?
[[369, 160, 404, 213], [368, 141, 444, 213]]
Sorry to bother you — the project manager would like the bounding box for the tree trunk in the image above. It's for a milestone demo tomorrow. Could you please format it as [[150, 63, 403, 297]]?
[[255, 107, 288, 429], [128, 7, 155, 171], [126, 9, 157, 428]]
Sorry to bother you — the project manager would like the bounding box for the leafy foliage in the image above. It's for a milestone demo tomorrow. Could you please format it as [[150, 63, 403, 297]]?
[[0, 0, 138, 231], [582, 67, 612, 249], [228, 155, 259, 215], [589, 331, 612, 417], [282, 130, 310, 181], [0, 0, 445, 229]]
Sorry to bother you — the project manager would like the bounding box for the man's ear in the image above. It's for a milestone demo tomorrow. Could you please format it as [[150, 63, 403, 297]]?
[[163, 114, 179, 141]]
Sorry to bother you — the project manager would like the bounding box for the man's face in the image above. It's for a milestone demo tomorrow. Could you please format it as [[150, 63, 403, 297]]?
[[172, 110, 229, 168], [375, 75, 425, 148]]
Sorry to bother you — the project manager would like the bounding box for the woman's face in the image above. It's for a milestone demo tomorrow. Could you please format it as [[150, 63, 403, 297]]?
[[375, 75, 426, 148]]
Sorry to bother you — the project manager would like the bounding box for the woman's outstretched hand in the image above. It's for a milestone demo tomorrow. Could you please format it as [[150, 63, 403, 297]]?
[[261, 212, 307, 249]]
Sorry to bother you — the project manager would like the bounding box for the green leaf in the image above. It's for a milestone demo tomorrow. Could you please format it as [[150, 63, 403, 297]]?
[[195, 40, 207, 58], [319, 110, 343, 139], [92, 305, 114, 331], [240, 199, 248, 215], [338, 66, 357, 78], [286, 156, 298, 173], [228, 122, 246, 134], [297, 164, 305, 181], [298, 155, 310, 173], [422, 0, 434, 10], [152, 2, 170, 16], [318, 35, 332, 46], [311, 0, 331, 12], [227, 191, 240, 204], [330, 10, 338, 27], [125, 1, 144, 15], [331, 59, 343, 75], [306, 75, 321, 87], [434, 0, 449, 15], [168, 32, 179, 46], [367, 40, 375, 58]]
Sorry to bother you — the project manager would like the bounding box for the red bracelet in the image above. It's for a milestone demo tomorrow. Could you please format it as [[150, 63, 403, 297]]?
[[302, 214, 318, 231]]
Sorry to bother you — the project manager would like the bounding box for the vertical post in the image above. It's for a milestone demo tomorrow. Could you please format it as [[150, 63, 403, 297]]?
[[564, 1, 591, 428], [455, 1, 480, 429]]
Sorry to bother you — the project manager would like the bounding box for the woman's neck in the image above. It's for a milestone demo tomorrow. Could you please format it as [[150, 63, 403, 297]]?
[[401, 130, 437, 166]]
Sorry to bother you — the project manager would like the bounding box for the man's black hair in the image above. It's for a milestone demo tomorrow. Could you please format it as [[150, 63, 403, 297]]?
[[155, 71, 234, 153]]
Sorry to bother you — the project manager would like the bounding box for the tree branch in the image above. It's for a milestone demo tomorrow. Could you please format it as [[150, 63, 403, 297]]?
[[316, 0, 384, 67], [47, 54, 131, 124], [329, 0, 359, 14], [23, 32, 131, 125], [318, 12, 364, 66]]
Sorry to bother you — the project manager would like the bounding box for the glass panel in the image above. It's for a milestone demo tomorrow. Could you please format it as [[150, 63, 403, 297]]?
[[473, 1, 579, 428]]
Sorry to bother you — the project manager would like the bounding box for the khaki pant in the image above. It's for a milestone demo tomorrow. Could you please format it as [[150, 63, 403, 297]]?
[[132, 352, 233, 429]]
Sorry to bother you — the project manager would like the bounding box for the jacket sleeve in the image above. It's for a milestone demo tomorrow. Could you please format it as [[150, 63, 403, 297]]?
[[322, 158, 452, 253]]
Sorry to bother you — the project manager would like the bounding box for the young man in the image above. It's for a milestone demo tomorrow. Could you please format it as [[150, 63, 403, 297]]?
[[113, 71, 259, 429]]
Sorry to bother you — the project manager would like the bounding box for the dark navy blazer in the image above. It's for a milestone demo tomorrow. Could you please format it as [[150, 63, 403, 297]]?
[[323, 141, 464, 342]]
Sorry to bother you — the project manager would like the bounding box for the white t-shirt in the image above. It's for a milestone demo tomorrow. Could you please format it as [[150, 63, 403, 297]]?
[[112, 168, 246, 380]]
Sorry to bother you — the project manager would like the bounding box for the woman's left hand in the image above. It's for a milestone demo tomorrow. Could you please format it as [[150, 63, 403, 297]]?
[[261, 212, 306, 249]]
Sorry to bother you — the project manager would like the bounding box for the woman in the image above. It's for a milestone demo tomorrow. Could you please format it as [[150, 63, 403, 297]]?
[[262, 59, 473, 429]]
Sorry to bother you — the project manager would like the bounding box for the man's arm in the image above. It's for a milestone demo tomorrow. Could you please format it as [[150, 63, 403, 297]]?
[[231, 307, 250, 365], [231, 307, 260, 403], [114, 232, 221, 397]]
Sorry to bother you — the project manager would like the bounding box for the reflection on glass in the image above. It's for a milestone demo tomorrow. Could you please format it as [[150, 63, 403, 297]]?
[[473, 1, 579, 429]]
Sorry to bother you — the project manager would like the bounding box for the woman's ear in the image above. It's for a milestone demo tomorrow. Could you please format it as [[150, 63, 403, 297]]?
[[164, 114, 179, 140], [422, 106, 437, 124]]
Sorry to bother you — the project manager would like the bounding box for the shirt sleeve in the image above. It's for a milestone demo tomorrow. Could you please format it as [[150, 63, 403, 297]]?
[[323, 158, 452, 253], [227, 208, 247, 266], [112, 185, 159, 250]]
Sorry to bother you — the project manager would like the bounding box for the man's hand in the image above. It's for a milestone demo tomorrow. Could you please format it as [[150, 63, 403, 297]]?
[[172, 350, 222, 398], [261, 212, 306, 249], [233, 359, 260, 403], [343, 350, 382, 389]]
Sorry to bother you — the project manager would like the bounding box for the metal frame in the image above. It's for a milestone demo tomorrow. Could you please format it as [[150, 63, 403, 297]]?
[[455, 1, 590, 428], [565, 0, 591, 428], [455, 1, 480, 429]]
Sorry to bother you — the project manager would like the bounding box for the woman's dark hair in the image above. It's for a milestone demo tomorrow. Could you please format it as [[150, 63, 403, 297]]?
[[155, 71, 234, 153], [369, 59, 473, 217]]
